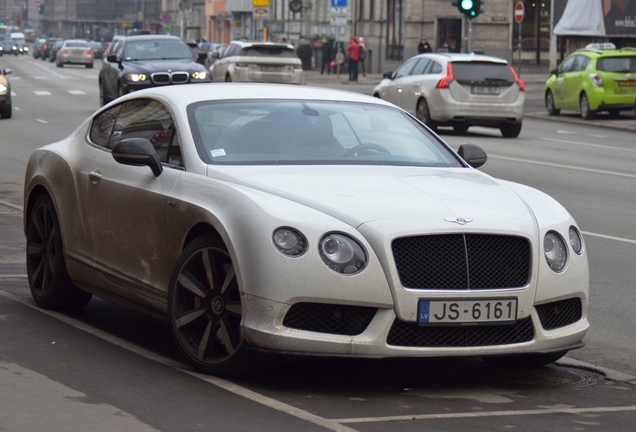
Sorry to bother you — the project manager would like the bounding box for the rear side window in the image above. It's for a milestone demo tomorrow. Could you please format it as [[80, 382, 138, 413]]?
[[452, 62, 514, 85], [596, 56, 636, 73], [242, 47, 298, 58]]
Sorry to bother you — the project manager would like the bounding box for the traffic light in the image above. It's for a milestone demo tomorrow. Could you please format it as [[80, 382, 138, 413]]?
[[452, 0, 483, 18]]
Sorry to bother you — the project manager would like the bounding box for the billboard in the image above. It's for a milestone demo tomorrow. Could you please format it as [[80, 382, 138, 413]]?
[[553, 0, 636, 37]]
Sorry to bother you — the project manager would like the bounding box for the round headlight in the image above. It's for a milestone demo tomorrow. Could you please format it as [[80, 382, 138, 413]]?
[[544, 231, 568, 272], [273, 227, 307, 257], [319, 233, 367, 275], [568, 226, 584, 255]]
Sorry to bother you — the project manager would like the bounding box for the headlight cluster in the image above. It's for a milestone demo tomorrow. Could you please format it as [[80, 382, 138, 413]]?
[[272, 228, 368, 275], [0, 83, 7, 95], [192, 71, 208, 80], [124, 73, 148, 83], [544, 226, 584, 273]]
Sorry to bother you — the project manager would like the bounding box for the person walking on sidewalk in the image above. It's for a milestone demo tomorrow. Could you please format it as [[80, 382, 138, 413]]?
[[335, 47, 346, 77], [358, 37, 367, 77], [347, 36, 360, 81], [320, 38, 333, 75], [418, 37, 432, 54]]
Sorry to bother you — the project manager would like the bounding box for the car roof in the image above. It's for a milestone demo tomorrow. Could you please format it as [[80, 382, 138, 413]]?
[[229, 40, 295, 50], [414, 53, 509, 64], [121, 34, 184, 42], [111, 83, 397, 108]]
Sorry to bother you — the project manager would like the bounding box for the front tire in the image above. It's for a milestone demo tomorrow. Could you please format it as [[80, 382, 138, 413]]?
[[168, 234, 249, 376], [26, 195, 92, 310], [545, 90, 560, 116]]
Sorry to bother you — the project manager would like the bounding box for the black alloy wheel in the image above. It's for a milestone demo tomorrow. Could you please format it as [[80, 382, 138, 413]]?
[[168, 234, 249, 376], [26, 195, 92, 310]]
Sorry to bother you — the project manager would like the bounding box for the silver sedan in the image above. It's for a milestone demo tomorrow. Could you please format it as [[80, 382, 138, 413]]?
[[23, 83, 588, 376], [56, 39, 94, 68]]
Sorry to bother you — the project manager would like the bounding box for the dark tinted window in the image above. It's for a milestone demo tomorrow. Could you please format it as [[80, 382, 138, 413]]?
[[452, 62, 514, 84], [241, 46, 298, 58], [90, 105, 122, 148], [123, 39, 193, 61], [596, 56, 636, 72]]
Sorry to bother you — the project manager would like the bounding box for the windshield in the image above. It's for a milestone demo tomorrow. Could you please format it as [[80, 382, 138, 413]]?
[[123, 39, 194, 61], [187, 100, 462, 167]]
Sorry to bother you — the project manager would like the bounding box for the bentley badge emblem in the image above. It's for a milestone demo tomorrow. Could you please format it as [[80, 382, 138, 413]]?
[[444, 217, 474, 225]]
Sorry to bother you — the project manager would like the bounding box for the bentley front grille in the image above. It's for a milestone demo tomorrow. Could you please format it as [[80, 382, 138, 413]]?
[[387, 317, 534, 347], [536, 298, 582, 330], [283, 302, 377, 336], [392, 234, 531, 290]]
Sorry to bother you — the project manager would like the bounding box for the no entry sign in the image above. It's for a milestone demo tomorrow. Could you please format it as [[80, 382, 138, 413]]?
[[514, 2, 525, 24]]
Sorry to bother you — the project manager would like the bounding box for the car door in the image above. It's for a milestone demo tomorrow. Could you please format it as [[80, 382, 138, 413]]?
[[82, 99, 183, 301], [381, 57, 419, 107], [560, 55, 588, 110], [552, 56, 576, 109], [211, 43, 237, 81], [400, 58, 440, 116], [101, 40, 124, 100]]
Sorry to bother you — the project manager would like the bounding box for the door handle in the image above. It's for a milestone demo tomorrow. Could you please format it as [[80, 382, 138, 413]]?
[[89, 170, 102, 184]]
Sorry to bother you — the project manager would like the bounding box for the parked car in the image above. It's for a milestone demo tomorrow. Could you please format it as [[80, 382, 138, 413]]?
[[202, 42, 227, 69], [23, 83, 589, 376], [56, 39, 94, 68], [48, 39, 64, 62], [373, 53, 525, 137], [89, 41, 105, 60], [209, 40, 304, 84], [0, 67, 12, 118], [98, 34, 210, 106], [32, 38, 47, 59], [544, 42, 636, 119], [42, 37, 62, 61]]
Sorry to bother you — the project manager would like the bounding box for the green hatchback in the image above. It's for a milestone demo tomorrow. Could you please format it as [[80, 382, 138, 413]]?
[[544, 43, 636, 119]]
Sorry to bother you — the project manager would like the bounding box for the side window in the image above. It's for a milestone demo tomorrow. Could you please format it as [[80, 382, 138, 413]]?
[[111, 99, 182, 166], [410, 58, 430, 76], [580, 56, 591, 70], [426, 61, 443, 74], [89, 105, 122, 148], [558, 56, 576, 74], [394, 58, 418, 79]]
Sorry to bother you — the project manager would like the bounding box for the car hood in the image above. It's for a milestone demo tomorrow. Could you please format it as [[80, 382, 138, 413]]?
[[124, 59, 203, 72], [214, 166, 540, 234]]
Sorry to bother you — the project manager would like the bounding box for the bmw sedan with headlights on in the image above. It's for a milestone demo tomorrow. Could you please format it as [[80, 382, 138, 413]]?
[[23, 83, 589, 376], [98, 34, 210, 106]]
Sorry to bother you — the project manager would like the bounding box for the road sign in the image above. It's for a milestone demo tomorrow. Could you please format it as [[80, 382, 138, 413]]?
[[514, 2, 524, 24], [331, 0, 347, 7]]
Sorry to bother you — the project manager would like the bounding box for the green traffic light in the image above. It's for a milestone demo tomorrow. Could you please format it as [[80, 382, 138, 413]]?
[[460, 0, 474, 10]]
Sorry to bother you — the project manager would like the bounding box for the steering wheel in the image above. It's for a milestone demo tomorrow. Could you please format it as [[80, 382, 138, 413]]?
[[342, 144, 391, 158]]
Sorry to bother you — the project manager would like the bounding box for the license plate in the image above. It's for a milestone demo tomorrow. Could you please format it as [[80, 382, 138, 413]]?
[[471, 86, 500, 95], [418, 298, 518, 325], [617, 80, 636, 87], [261, 65, 282, 72]]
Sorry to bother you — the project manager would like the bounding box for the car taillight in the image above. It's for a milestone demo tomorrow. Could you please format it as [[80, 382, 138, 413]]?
[[589, 73, 603, 87], [510, 66, 525, 91], [62, 49, 69, 55], [436, 63, 454, 89], [87, 50, 94, 55]]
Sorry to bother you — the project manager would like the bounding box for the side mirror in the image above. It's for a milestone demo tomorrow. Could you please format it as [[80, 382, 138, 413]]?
[[457, 143, 487, 168], [383, 71, 393, 79], [550, 68, 558, 76], [1, 68, 12, 75], [111, 138, 163, 177], [106, 53, 118, 63]]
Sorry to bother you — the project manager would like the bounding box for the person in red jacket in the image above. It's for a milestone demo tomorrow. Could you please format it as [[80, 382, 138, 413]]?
[[347, 36, 360, 81]]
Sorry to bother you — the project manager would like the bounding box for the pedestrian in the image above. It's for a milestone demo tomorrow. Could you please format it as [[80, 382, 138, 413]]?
[[358, 37, 367, 77], [335, 47, 345, 77], [437, 43, 449, 53], [347, 36, 360, 81], [320, 38, 333, 75], [418, 37, 432, 53]]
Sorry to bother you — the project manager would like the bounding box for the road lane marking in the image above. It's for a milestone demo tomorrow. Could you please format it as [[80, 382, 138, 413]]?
[[335, 405, 636, 423], [68, 90, 86, 95], [556, 130, 607, 139], [0, 290, 360, 432], [33, 90, 51, 96], [491, 154, 636, 179], [543, 137, 636, 152], [582, 231, 636, 245], [36, 119, 49, 124]]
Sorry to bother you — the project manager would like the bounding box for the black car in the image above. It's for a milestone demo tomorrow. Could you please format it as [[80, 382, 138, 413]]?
[[1, 39, 19, 56], [42, 37, 62, 60], [48, 39, 64, 62], [98, 34, 211, 106]]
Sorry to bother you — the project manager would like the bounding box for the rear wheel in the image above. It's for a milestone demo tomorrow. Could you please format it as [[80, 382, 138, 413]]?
[[580, 93, 595, 120], [168, 234, 250, 376], [545, 90, 560, 116], [26, 195, 92, 310], [500, 122, 522, 138], [416, 99, 437, 131]]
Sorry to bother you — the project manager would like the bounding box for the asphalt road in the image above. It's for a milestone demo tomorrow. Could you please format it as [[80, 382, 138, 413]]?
[[1, 54, 636, 431]]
